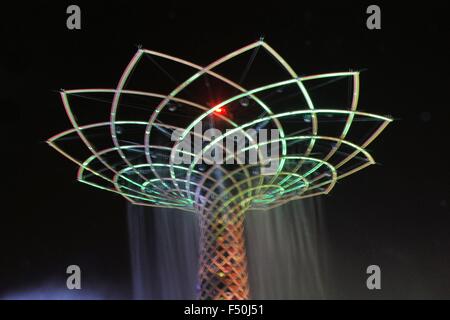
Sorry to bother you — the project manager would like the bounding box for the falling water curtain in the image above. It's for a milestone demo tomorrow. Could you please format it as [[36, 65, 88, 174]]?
[[127, 197, 329, 299]]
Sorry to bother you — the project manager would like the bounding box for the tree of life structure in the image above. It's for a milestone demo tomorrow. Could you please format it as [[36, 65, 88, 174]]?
[[48, 40, 392, 300]]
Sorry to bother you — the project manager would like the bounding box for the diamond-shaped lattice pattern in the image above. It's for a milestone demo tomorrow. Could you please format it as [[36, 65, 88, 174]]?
[[198, 209, 249, 300]]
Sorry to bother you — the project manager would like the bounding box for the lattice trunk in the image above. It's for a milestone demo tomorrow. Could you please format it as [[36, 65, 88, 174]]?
[[197, 208, 250, 300]]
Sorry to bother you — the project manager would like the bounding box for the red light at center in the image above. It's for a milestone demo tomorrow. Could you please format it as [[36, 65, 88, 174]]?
[[209, 100, 226, 115]]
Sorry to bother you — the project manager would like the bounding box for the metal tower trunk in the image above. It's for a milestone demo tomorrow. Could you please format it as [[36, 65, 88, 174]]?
[[197, 208, 249, 300]]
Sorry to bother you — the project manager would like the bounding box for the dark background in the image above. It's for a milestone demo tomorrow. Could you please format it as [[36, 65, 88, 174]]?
[[1, 1, 449, 299]]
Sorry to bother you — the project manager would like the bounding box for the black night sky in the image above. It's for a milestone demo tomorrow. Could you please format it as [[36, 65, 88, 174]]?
[[1, 1, 449, 299]]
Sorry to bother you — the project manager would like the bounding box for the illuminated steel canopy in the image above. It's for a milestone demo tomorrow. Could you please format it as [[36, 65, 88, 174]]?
[[48, 40, 392, 212]]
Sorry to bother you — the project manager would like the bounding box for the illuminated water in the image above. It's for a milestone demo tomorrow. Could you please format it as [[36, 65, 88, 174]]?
[[127, 197, 328, 299]]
